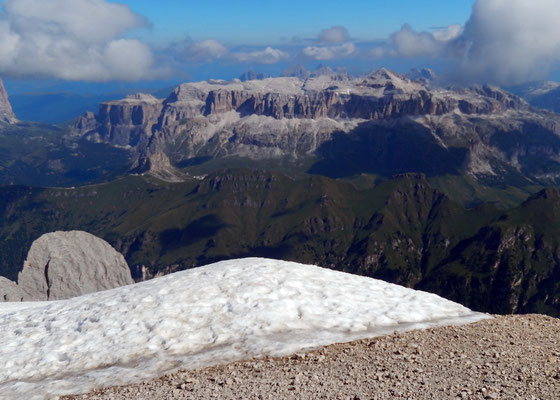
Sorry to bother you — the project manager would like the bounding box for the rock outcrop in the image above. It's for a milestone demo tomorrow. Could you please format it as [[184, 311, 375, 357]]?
[[76, 93, 163, 147], [79, 69, 524, 128], [0, 231, 134, 301], [239, 70, 270, 81], [281, 64, 311, 79], [0, 276, 23, 301], [0, 78, 17, 123], [73, 68, 560, 184], [405, 68, 436, 83]]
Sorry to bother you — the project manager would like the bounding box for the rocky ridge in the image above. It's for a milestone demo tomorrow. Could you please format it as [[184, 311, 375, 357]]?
[[0, 78, 17, 123], [71, 69, 555, 183], [511, 80, 560, 114], [0, 231, 134, 301]]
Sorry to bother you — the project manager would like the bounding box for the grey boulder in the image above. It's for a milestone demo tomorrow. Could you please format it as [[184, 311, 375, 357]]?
[[0, 231, 134, 302]]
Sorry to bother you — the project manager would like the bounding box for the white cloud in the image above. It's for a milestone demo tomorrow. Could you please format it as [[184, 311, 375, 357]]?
[[231, 47, 289, 64], [456, 0, 560, 85], [303, 43, 356, 60], [368, 46, 396, 59], [301, 26, 356, 60], [386, 0, 560, 85], [432, 25, 463, 42], [182, 39, 228, 63], [0, 0, 155, 81], [177, 40, 289, 65], [391, 24, 461, 58], [318, 26, 350, 44]]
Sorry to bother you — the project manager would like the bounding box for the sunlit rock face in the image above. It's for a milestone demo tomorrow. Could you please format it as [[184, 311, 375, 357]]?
[[72, 69, 560, 186]]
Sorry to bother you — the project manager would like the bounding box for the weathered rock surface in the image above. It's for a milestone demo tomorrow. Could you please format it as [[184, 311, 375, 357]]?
[[1, 231, 134, 301], [0, 78, 17, 123], [0, 276, 23, 301], [77, 69, 525, 130], [72, 68, 560, 185], [77, 94, 163, 147]]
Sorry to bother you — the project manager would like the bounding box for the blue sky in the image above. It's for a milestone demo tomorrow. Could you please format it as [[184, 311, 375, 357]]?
[[114, 0, 475, 45], [1, 0, 560, 94]]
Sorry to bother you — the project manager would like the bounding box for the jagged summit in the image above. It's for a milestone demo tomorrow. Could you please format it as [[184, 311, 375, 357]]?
[[311, 64, 335, 77], [369, 67, 399, 79], [281, 64, 311, 79], [0, 78, 17, 123], [405, 68, 437, 82], [239, 70, 270, 82]]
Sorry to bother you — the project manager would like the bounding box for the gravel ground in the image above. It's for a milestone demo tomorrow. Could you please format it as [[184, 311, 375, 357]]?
[[64, 315, 560, 400]]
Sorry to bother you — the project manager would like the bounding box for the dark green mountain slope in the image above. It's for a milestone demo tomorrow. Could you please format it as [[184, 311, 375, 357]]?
[[1, 170, 560, 316], [0, 121, 131, 186]]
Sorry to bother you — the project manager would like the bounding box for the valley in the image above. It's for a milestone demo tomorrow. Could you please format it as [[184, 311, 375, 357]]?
[[2, 69, 560, 318], [1, 170, 559, 316]]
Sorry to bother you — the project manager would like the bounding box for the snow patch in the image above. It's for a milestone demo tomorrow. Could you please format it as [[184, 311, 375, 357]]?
[[0, 258, 489, 399]]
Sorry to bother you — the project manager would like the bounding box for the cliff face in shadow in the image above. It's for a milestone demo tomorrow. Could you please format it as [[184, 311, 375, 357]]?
[[308, 121, 469, 178]]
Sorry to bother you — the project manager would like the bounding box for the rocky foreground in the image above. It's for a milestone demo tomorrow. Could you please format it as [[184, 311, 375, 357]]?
[[64, 315, 560, 400]]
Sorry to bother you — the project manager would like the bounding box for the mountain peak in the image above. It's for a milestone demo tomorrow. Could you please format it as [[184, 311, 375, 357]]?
[[406, 68, 437, 82], [281, 64, 311, 80], [369, 67, 407, 82], [311, 64, 335, 77], [0, 78, 17, 123], [239, 70, 270, 82]]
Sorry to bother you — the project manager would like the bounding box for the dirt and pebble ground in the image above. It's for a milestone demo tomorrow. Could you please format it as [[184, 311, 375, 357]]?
[[64, 315, 560, 400]]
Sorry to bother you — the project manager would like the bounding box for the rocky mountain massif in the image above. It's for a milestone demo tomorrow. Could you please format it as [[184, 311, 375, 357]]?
[[72, 69, 560, 186], [3, 70, 560, 318], [510, 80, 560, 114], [0, 231, 133, 301], [1, 171, 560, 316], [2, 69, 560, 189]]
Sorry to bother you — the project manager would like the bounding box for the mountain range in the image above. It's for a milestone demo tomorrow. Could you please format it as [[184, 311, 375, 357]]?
[[70, 69, 560, 189], [2, 69, 560, 317]]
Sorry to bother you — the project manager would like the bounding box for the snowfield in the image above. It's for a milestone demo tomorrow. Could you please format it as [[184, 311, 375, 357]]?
[[0, 258, 490, 399]]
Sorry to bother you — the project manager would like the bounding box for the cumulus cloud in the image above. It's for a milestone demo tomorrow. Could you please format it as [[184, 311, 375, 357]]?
[[390, 24, 462, 58], [456, 0, 560, 85], [0, 0, 155, 81], [181, 39, 228, 63], [303, 43, 356, 60], [432, 25, 463, 42], [177, 38, 289, 65], [385, 0, 560, 85], [302, 26, 356, 60], [230, 47, 290, 64], [318, 26, 350, 44]]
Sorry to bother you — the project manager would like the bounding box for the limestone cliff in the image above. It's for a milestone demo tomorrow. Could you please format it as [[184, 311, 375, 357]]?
[[76, 70, 525, 131], [73, 69, 560, 184]]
